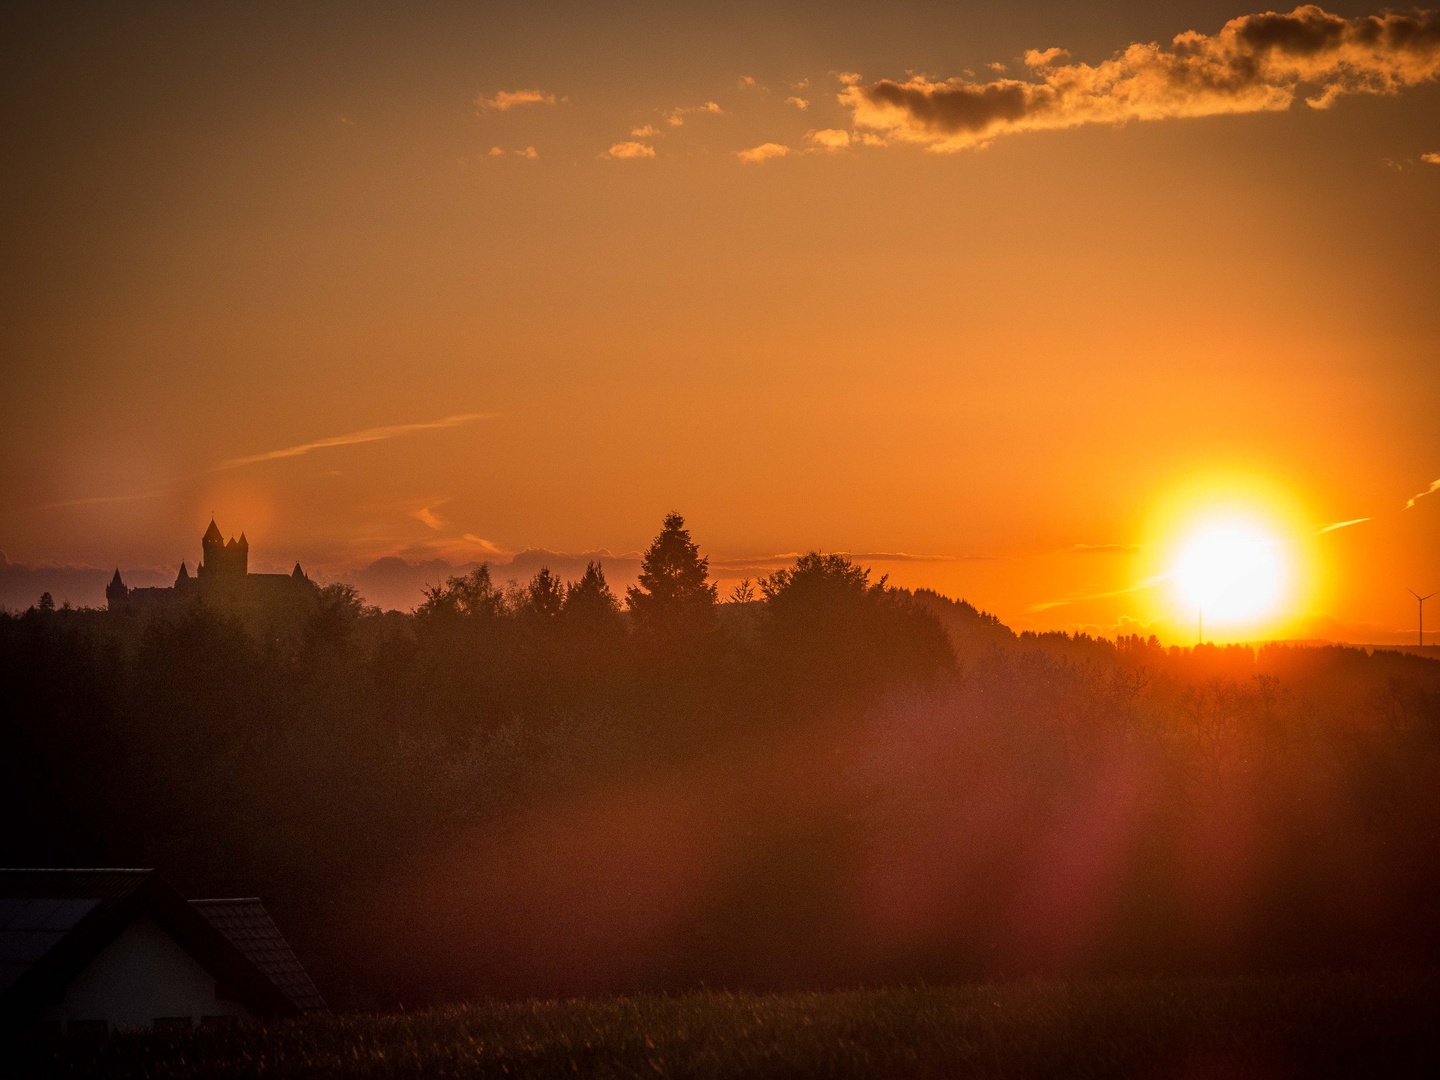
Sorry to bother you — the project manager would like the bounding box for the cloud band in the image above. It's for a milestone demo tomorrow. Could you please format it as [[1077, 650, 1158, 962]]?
[[840, 6, 1440, 152]]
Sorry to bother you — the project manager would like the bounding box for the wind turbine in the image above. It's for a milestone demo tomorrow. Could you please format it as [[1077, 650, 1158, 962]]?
[[1408, 588, 1436, 647]]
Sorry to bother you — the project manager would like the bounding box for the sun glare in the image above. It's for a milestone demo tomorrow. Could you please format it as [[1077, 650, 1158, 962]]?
[[1173, 520, 1288, 631]]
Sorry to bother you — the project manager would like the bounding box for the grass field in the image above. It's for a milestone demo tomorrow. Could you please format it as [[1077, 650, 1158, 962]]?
[[9, 974, 1440, 1079]]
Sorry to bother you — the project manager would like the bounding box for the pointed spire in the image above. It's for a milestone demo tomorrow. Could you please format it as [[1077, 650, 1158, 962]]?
[[176, 561, 190, 582], [292, 562, 306, 579], [237, 532, 249, 548], [203, 518, 224, 544], [105, 569, 128, 608]]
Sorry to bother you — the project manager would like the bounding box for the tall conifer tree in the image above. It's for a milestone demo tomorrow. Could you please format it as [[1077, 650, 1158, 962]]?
[[626, 513, 717, 644]]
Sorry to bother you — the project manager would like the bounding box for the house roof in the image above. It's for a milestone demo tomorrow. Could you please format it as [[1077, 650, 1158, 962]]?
[[2, 896, 104, 996], [192, 900, 326, 1012], [0, 870, 322, 1028], [1, 870, 148, 997]]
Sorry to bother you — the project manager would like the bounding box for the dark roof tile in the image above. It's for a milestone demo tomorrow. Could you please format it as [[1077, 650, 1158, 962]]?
[[192, 900, 326, 1012]]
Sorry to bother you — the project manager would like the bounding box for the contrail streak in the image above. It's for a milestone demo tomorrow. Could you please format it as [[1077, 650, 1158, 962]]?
[[1316, 517, 1372, 534], [213, 413, 496, 471]]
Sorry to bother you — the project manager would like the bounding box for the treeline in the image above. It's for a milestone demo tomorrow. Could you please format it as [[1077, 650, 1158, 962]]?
[[3, 514, 1439, 1005]]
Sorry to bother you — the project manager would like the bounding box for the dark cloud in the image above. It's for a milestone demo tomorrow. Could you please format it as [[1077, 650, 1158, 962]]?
[[492, 549, 642, 587], [863, 80, 1047, 135]]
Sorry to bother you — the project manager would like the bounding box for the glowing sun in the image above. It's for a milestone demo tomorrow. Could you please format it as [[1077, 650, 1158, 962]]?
[[1173, 520, 1289, 630]]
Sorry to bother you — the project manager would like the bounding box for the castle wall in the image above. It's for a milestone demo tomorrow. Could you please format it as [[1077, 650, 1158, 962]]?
[[125, 587, 176, 611]]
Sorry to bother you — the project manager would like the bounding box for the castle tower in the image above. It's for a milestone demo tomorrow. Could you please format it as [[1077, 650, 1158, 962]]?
[[201, 519, 225, 578], [105, 569, 128, 611], [236, 532, 249, 575]]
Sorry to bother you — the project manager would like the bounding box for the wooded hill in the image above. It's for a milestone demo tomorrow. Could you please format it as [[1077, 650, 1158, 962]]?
[[4, 515, 1438, 1006]]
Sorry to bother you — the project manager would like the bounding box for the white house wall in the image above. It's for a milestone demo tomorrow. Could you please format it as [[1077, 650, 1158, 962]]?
[[37, 915, 253, 1030]]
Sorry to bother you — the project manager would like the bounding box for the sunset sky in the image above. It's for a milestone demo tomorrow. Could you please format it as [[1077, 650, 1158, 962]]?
[[2, 2, 1437, 641]]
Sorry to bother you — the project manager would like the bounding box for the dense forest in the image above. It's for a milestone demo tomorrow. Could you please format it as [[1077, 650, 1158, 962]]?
[[3, 514, 1439, 1007]]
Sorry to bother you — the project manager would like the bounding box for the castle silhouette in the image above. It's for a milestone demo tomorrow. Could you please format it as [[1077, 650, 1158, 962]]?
[[106, 520, 315, 611]]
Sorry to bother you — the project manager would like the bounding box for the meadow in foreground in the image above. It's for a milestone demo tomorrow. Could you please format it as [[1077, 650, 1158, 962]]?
[[10, 974, 1439, 1079]]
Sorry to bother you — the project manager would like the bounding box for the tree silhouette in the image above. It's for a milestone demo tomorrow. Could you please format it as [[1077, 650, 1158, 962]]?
[[761, 552, 869, 609], [728, 579, 756, 604], [521, 567, 565, 622], [762, 552, 952, 700], [626, 513, 717, 647], [418, 565, 504, 618], [563, 561, 620, 626]]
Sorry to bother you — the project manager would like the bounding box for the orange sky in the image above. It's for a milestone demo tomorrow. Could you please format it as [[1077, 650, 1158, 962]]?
[[2, 3, 1437, 640]]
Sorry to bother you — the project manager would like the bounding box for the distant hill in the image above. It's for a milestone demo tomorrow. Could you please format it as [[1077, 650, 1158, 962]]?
[[905, 588, 1018, 658], [1353, 643, 1440, 660], [0, 554, 173, 612]]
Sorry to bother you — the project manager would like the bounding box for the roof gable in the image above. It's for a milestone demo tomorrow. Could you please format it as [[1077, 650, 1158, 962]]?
[[0, 898, 101, 994], [0, 870, 307, 1029]]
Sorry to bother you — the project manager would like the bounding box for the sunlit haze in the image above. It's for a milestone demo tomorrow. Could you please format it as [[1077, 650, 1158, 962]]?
[[8, 5, 1440, 1057], [1174, 520, 1288, 635], [2, 2, 1438, 642]]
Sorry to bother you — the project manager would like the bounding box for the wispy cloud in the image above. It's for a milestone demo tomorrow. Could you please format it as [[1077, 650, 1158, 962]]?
[[1405, 478, 1440, 509], [710, 550, 995, 571], [737, 142, 790, 163], [604, 141, 655, 159], [462, 534, 507, 556], [24, 484, 173, 513], [411, 499, 451, 531], [786, 96, 810, 110], [1027, 573, 1171, 613], [840, 6, 1440, 152], [630, 124, 659, 137], [475, 89, 558, 111], [1064, 542, 1142, 554], [213, 413, 495, 471], [1422, 151, 1440, 164], [1316, 517, 1372, 533], [842, 550, 992, 563]]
